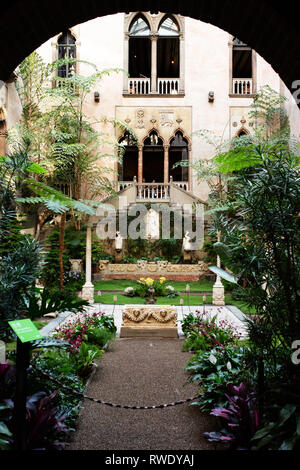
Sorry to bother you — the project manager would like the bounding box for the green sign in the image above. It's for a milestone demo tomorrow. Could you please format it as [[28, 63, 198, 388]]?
[[8, 319, 43, 343]]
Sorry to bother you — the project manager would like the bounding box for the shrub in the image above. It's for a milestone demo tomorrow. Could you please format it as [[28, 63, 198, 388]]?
[[186, 346, 248, 412]]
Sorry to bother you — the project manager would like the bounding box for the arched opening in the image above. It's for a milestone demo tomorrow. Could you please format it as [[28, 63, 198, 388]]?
[[1, 1, 300, 104], [236, 128, 249, 137], [128, 15, 151, 79], [169, 131, 188, 182], [0, 113, 7, 156], [157, 16, 179, 79], [118, 131, 138, 182], [57, 30, 77, 79], [143, 131, 164, 182]]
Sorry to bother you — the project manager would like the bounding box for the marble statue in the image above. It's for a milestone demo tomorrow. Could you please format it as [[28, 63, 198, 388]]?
[[183, 231, 192, 251], [115, 231, 123, 251], [146, 208, 160, 239]]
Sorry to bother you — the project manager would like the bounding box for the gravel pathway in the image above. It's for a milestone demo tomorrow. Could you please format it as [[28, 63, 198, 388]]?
[[69, 337, 217, 450]]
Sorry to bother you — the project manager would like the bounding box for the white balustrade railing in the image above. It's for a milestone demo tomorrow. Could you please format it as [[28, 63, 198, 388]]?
[[117, 181, 133, 191], [158, 78, 180, 95], [128, 78, 150, 95], [232, 78, 253, 95], [173, 181, 189, 191], [136, 183, 170, 200]]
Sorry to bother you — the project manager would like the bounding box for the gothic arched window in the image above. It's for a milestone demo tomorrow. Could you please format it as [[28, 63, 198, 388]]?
[[169, 131, 188, 182], [57, 30, 77, 79], [129, 15, 151, 79], [157, 16, 179, 79], [125, 13, 184, 95], [118, 131, 138, 181]]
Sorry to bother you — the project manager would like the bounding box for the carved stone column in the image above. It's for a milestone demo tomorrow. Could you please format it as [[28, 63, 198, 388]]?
[[164, 145, 169, 183], [81, 224, 94, 304], [150, 35, 158, 93], [212, 231, 225, 306], [138, 145, 143, 183], [179, 33, 185, 94], [123, 33, 129, 93], [188, 144, 192, 191]]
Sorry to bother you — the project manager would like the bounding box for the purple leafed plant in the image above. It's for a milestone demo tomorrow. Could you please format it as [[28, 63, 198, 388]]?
[[203, 382, 259, 450]]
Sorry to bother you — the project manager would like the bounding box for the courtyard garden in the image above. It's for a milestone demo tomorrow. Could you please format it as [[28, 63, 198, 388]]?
[[0, 49, 299, 452]]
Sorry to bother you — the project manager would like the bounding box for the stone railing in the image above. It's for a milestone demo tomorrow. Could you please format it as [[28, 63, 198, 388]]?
[[158, 78, 180, 95], [97, 259, 209, 281], [232, 78, 253, 95], [128, 78, 150, 95], [136, 182, 170, 201], [117, 181, 133, 192], [173, 181, 189, 191]]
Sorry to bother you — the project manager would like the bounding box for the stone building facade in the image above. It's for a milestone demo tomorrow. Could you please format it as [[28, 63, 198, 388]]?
[[3, 11, 300, 204]]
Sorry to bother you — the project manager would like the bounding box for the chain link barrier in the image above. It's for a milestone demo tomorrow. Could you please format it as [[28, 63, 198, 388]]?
[[30, 362, 247, 410]]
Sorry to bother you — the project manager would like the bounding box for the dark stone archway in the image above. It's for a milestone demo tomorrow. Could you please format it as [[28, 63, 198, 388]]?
[[1, 1, 300, 101]]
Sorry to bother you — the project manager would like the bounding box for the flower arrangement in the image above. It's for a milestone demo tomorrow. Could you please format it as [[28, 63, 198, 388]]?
[[135, 277, 167, 298]]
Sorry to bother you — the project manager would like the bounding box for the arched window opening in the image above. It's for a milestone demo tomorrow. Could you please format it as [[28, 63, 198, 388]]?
[[0, 118, 7, 156], [157, 16, 179, 79], [118, 131, 138, 182], [57, 30, 76, 79], [169, 131, 188, 182], [232, 37, 252, 79], [143, 131, 164, 182], [236, 129, 248, 137], [158, 17, 179, 36], [129, 16, 151, 78]]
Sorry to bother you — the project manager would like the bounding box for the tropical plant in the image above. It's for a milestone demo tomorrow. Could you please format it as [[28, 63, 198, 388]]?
[[24, 287, 89, 320], [252, 403, 300, 450], [204, 382, 259, 450], [74, 342, 104, 379], [186, 346, 248, 412]]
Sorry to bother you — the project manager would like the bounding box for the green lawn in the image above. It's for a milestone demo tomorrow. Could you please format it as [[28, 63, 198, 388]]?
[[93, 279, 214, 292], [93, 280, 256, 314]]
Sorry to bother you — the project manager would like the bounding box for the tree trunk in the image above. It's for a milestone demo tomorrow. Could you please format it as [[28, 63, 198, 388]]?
[[59, 212, 66, 291]]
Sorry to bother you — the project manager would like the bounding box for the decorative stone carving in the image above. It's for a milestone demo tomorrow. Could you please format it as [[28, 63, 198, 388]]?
[[69, 259, 82, 272], [136, 108, 145, 128], [159, 110, 174, 127], [121, 305, 178, 337], [98, 260, 209, 276]]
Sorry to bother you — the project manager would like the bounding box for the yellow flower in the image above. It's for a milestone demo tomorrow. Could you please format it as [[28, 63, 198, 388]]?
[[145, 277, 154, 286], [159, 277, 166, 284]]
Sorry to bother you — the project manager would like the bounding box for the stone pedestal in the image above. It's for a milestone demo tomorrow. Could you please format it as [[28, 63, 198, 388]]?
[[183, 251, 192, 262], [120, 305, 178, 338], [81, 281, 95, 304], [212, 278, 225, 306], [115, 251, 123, 262]]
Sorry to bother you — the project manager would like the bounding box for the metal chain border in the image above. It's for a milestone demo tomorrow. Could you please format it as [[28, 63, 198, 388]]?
[[30, 362, 247, 410]]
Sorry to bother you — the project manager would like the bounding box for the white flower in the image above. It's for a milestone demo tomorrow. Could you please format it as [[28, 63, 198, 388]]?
[[124, 287, 134, 294], [166, 285, 175, 292], [226, 361, 232, 371], [209, 353, 217, 365]]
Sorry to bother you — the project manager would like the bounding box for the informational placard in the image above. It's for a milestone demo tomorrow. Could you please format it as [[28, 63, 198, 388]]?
[[8, 319, 43, 343]]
